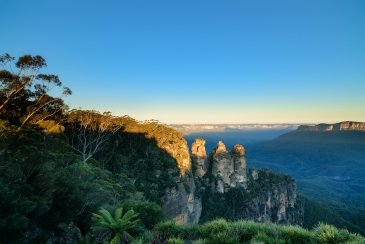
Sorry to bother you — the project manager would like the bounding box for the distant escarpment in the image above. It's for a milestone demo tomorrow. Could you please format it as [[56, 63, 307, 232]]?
[[189, 139, 303, 226], [297, 121, 365, 132]]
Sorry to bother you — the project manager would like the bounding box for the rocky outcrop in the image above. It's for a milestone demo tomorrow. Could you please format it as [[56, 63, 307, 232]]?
[[191, 139, 209, 177], [297, 121, 365, 132], [160, 136, 201, 225], [162, 173, 202, 225], [163, 137, 303, 226], [190, 139, 303, 226], [245, 169, 303, 225], [211, 141, 247, 193]]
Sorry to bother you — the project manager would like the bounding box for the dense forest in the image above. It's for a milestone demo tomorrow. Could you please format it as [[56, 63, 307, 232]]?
[[1, 54, 364, 243]]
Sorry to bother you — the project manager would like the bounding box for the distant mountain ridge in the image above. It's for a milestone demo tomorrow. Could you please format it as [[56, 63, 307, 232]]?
[[297, 121, 365, 132], [171, 124, 299, 134]]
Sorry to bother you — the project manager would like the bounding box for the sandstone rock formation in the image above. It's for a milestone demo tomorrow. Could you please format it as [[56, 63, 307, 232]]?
[[211, 141, 247, 193], [163, 137, 303, 226], [162, 173, 202, 225], [191, 139, 209, 177], [190, 139, 303, 226], [245, 169, 303, 225]]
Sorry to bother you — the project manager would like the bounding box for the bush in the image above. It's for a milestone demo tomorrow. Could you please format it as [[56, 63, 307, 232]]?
[[200, 219, 231, 237], [231, 220, 278, 242], [180, 224, 202, 240], [206, 232, 239, 244], [250, 232, 284, 244], [154, 221, 183, 239], [314, 224, 337, 243], [121, 200, 165, 229], [314, 223, 365, 244], [280, 225, 315, 243], [168, 237, 184, 244]]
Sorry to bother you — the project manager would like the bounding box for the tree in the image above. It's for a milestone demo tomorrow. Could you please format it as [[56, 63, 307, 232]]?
[[0, 53, 71, 125], [92, 207, 139, 244], [67, 110, 121, 163]]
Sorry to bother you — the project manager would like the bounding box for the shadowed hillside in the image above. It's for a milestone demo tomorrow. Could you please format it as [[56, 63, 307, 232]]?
[[248, 126, 365, 234]]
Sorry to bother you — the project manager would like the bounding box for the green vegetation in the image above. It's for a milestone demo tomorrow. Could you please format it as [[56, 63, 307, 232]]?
[[91, 207, 139, 243], [153, 219, 365, 243]]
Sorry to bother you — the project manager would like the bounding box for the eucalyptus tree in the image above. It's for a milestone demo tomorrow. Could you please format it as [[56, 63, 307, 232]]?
[[67, 110, 122, 163], [0, 53, 71, 125]]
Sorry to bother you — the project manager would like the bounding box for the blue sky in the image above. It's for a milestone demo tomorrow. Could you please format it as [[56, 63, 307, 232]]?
[[1, 0, 365, 123]]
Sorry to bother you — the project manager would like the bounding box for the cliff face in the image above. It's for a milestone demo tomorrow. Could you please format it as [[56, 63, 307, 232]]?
[[210, 142, 247, 193], [245, 169, 303, 225], [191, 139, 303, 226], [162, 173, 202, 225], [160, 137, 201, 225], [297, 121, 365, 132], [162, 137, 303, 226]]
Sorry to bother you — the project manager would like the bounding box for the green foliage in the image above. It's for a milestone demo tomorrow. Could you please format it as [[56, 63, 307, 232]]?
[[92, 207, 139, 243], [168, 237, 184, 244], [279, 225, 314, 243], [153, 219, 365, 244], [313, 223, 365, 244], [250, 232, 283, 244], [0, 53, 71, 126], [89, 123, 180, 204], [0, 105, 187, 243], [301, 195, 365, 235], [121, 200, 166, 230], [0, 126, 72, 242]]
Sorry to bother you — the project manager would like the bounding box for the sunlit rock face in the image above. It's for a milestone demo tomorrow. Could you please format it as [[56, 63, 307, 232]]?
[[211, 141, 247, 193], [297, 121, 365, 131], [167, 136, 303, 226], [191, 139, 209, 177]]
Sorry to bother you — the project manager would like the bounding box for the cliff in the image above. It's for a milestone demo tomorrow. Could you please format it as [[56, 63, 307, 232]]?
[[161, 173, 202, 225], [297, 121, 365, 132], [190, 139, 304, 226], [157, 135, 303, 226]]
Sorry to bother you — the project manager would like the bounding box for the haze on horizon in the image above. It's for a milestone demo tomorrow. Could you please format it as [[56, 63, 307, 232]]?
[[1, 0, 364, 124]]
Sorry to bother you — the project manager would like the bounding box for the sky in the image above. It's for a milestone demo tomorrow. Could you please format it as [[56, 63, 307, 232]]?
[[1, 0, 365, 124]]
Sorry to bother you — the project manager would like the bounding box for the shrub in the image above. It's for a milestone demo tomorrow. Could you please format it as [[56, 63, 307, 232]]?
[[315, 223, 337, 243], [153, 219, 365, 243], [154, 221, 183, 239], [206, 232, 239, 244], [168, 237, 184, 244], [231, 220, 279, 242], [200, 219, 231, 237], [314, 223, 365, 243], [180, 224, 202, 240], [280, 225, 315, 243], [250, 232, 284, 244], [121, 200, 165, 229]]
